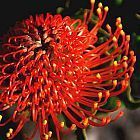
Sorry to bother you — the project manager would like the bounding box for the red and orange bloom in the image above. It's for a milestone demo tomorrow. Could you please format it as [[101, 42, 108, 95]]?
[[0, 0, 136, 140]]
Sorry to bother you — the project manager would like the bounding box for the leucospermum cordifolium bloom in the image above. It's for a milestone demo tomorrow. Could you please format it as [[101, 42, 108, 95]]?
[[0, 0, 136, 139]]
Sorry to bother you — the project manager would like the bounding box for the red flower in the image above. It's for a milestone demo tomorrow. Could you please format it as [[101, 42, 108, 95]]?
[[0, 1, 136, 140]]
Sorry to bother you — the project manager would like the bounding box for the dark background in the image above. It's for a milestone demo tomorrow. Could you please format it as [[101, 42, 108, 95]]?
[[0, 0, 140, 34], [0, 0, 140, 140]]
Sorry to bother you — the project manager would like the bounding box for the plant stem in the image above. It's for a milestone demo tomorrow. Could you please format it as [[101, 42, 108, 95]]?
[[75, 128, 88, 140]]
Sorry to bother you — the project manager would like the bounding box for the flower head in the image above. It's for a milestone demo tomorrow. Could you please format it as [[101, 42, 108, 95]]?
[[0, 0, 136, 140]]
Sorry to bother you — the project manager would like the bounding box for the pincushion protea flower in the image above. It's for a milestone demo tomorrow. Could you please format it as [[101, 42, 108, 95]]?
[[0, 0, 136, 140]]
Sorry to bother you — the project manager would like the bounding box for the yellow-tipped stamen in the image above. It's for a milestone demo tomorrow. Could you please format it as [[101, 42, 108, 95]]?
[[120, 30, 125, 36], [118, 24, 122, 29], [43, 120, 47, 125], [44, 134, 49, 140], [9, 128, 13, 134], [113, 36, 117, 42], [93, 102, 98, 109], [71, 124, 76, 130], [60, 121, 65, 128], [113, 80, 117, 86], [123, 56, 128, 61], [106, 90, 110, 98], [97, 8, 101, 15], [90, 0, 95, 4], [6, 132, 11, 138], [83, 118, 89, 126], [96, 73, 101, 79], [113, 61, 118, 67], [106, 24, 111, 30], [98, 92, 102, 99], [98, 2, 103, 8], [0, 115, 2, 121], [48, 131, 52, 138], [104, 6, 109, 12]]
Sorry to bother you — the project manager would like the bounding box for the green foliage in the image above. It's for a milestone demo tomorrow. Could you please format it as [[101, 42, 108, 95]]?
[[114, 0, 124, 6]]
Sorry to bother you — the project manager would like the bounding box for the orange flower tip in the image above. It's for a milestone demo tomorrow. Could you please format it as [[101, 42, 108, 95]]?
[[116, 17, 121, 22], [98, 2, 103, 8], [102, 117, 107, 124], [98, 92, 102, 99], [113, 61, 118, 67], [126, 35, 130, 41], [90, 0, 95, 4], [96, 73, 101, 79], [93, 102, 98, 109], [27, 102, 31, 106], [67, 71, 73, 76], [121, 80, 127, 88], [123, 56, 128, 61], [97, 8, 102, 15], [105, 90, 110, 98], [133, 56, 136, 62], [43, 120, 47, 125], [43, 33, 48, 39], [123, 62, 128, 68], [130, 50, 134, 56], [0, 115, 2, 121], [112, 36, 117, 42], [125, 73, 129, 79], [106, 24, 111, 30], [52, 64, 57, 72], [116, 100, 121, 107], [48, 131, 52, 138], [130, 67, 134, 72], [106, 117, 111, 124], [60, 121, 65, 128], [6, 132, 11, 138], [71, 124, 76, 130], [44, 134, 49, 140], [119, 111, 124, 117], [125, 80, 129, 87], [120, 30, 125, 36], [42, 50, 46, 54], [104, 6, 109, 12], [113, 80, 117, 86], [52, 63, 57, 68], [83, 118, 89, 126], [9, 128, 13, 134]]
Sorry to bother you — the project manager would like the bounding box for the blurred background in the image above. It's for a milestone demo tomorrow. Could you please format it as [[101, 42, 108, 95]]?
[[0, 0, 140, 140]]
